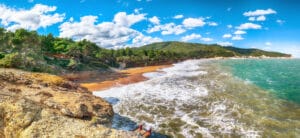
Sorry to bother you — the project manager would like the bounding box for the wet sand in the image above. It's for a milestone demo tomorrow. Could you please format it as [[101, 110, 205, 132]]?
[[77, 65, 172, 91]]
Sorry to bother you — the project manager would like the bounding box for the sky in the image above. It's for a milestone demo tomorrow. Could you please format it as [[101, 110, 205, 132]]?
[[0, 0, 299, 57]]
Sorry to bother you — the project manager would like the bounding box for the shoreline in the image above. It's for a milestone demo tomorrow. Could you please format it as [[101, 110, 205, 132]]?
[[78, 64, 172, 91], [68, 56, 291, 92]]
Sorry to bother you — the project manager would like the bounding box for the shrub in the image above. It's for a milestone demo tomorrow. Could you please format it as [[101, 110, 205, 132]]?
[[0, 53, 22, 68]]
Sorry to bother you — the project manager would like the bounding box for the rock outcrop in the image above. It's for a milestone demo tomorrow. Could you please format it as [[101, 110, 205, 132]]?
[[0, 69, 137, 138]]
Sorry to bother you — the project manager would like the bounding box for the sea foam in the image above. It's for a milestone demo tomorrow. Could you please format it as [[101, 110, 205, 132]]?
[[94, 59, 263, 137]]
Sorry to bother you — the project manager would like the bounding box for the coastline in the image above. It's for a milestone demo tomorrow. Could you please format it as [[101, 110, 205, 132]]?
[[93, 58, 300, 137], [73, 56, 290, 92], [79, 64, 172, 91]]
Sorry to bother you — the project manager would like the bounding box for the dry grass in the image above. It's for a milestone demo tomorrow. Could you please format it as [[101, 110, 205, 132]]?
[[30, 73, 65, 85]]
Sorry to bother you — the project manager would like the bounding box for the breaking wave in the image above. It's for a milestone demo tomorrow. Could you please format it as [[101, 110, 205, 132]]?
[[94, 59, 300, 138]]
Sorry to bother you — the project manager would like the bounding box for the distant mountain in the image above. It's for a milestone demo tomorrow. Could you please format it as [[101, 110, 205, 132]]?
[[138, 41, 290, 58]]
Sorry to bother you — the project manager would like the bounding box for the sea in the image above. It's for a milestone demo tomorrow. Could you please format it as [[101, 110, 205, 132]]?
[[94, 58, 300, 138]]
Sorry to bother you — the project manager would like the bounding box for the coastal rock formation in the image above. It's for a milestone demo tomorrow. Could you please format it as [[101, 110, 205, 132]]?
[[0, 69, 137, 138]]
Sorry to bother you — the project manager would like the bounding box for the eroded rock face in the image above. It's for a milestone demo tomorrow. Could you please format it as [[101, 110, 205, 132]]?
[[0, 69, 137, 138]]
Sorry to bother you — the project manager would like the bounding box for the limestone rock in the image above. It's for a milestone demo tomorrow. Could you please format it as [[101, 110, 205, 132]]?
[[0, 69, 137, 138]]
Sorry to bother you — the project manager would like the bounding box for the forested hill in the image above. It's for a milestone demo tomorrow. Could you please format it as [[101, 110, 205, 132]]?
[[0, 28, 290, 73], [139, 41, 290, 57]]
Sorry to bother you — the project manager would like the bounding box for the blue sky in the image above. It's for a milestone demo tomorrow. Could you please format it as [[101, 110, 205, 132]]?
[[0, 0, 299, 57]]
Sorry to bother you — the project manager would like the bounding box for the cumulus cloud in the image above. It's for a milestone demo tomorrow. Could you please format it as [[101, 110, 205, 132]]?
[[245, 9, 275, 22], [173, 14, 184, 19], [256, 15, 266, 21], [201, 37, 213, 42], [113, 12, 146, 27], [149, 16, 160, 25], [218, 41, 233, 46], [227, 24, 233, 29], [208, 22, 218, 26], [181, 33, 201, 41], [0, 4, 64, 31], [182, 17, 206, 28], [131, 33, 162, 47], [222, 34, 232, 38], [59, 12, 158, 48], [234, 30, 246, 35], [147, 23, 186, 35], [249, 15, 266, 21], [60, 16, 136, 48], [248, 17, 255, 21], [243, 8, 276, 17], [232, 35, 244, 40], [236, 23, 261, 30]]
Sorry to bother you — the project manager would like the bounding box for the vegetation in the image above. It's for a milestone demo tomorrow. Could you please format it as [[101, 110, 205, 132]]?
[[0, 28, 291, 73]]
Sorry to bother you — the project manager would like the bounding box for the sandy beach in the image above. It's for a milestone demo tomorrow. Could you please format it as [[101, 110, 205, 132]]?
[[76, 65, 172, 91]]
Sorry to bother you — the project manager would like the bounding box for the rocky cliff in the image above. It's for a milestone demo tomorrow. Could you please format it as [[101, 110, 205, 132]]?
[[0, 69, 136, 138]]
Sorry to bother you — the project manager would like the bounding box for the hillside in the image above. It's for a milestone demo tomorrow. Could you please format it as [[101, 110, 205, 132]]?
[[0, 28, 290, 74], [139, 41, 290, 58]]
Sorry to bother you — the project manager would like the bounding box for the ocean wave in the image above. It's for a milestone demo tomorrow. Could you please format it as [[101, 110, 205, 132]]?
[[94, 59, 300, 137]]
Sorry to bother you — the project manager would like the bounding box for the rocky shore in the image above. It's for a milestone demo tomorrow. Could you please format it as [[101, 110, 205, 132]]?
[[0, 69, 137, 138]]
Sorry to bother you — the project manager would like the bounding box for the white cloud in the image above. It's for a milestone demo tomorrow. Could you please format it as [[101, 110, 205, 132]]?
[[265, 42, 272, 46], [232, 35, 244, 40], [208, 22, 218, 26], [0, 4, 64, 31], [236, 23, 261, 30], [248, 17, 255, 21], [218, 41, 233, 46], [276, 19, 285, 25], [173, 14, 184, 19], [201, 37, 213, 42], [69, 17, 74, 22], [113, 12, 146, 27], [60, 16, 135, 48], [234, 30, 246, 35], [243, 8, 276, 16], [222, 34, 232, 38], [181, 33, 201, 41], [182, 17, 206, 28], [59, 12, 159, 48], [147, 22, 186, 35], [256, 15, 266, 21], [131, 33, 162, 47], [249, 15, 266, 21], [227, 24, 233, 28], [134, 8, 143, 13], [149, 16, 160, 25]]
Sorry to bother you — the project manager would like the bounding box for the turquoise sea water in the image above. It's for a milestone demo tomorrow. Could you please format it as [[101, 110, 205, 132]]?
[[95, 59, 300, 137], [221, 58, 300, 104]]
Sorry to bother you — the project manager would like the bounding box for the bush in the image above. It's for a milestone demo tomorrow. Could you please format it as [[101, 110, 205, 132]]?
[[0, 53, 4, 59], [0, 53, 22, 68]]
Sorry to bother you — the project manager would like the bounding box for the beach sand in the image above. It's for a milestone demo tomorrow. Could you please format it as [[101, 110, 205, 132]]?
[[77, 65, 172, 91]]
